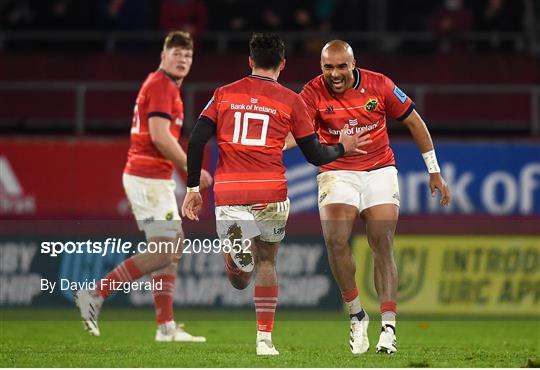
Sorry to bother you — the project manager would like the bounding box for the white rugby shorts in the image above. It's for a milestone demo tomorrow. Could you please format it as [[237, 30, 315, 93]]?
[[122, 173, 182, 239], [215, 199, 290, 243], [317, 167, 400, 213]]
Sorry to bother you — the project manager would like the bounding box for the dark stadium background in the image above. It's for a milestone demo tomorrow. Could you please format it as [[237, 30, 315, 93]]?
[[0, 0, 539, 324]]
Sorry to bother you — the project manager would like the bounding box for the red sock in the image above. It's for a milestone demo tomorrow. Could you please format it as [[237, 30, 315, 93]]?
[[254, 286, 278, 332], [152, 274, 176, 324], [380, 301, 397, 325], [380, 301, 397, 314], [341, 288, 359, 303], [95, 258, 142, 299]]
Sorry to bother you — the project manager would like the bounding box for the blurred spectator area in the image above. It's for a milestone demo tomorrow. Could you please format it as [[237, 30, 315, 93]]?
[[0, 53, 538, 137], [0, 0, 538, 53], [0, 0, 538, 137]]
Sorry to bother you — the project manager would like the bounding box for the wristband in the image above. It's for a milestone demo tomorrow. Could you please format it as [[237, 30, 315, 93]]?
[[186, 186, 200, 193], [422, 150, 441, 173]]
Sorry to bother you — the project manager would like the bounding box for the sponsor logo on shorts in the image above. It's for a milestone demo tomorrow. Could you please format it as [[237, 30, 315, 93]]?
[[165, 211, 174, 221], [392, 192, 400, 201], [143, 216, 155, 224], [273, 227, 285, 235], [319, 192, 328, 203], [365, 98, 378, 111]]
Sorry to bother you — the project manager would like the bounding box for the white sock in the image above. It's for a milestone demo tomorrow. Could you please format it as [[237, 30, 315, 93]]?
[[257, 330, 272, 342], [345, 297, 362, 316], [381, 311, 396, 331], [159, 320, 176, 334]]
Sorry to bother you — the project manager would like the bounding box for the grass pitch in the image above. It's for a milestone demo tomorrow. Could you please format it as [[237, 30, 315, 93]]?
[[1, 309, 538, 367]]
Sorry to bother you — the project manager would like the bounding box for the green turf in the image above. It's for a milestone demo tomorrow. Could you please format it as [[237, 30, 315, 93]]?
[[1, 309, 538, 367]]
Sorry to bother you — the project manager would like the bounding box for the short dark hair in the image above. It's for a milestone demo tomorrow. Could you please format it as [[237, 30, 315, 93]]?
[[249, 33, 285, 70], [163, 31, 193, 51]]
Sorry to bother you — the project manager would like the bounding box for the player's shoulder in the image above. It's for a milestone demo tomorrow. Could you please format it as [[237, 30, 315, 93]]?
[[359, 68, 391, 86], [219, 76, 299, 100], [302, 74, 325, 92], [274, 80, 301, 99], [300, 75, 327, 102], [216, 76, 251, 93], [143, 71, 177, 93]]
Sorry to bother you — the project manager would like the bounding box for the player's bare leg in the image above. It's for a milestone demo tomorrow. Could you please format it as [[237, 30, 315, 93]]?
[[320, 204, 357, 291], [252, 238, 280, 355], [320, 203, 369, 354], [361, 204, 399, 354]]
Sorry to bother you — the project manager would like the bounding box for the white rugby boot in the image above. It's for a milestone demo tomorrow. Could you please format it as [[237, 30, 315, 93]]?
[[256, 331, 279, 355], [349, 312, 370, 354], [155, 321, 206, 342], [75, 289, 103, 336], [376, 325, 397, 354]]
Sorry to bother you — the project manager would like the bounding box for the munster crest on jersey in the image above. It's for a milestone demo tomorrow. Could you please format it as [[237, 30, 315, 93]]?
[[365, 98, 378, 112]]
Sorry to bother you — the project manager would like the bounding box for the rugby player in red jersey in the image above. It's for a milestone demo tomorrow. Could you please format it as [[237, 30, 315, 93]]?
[[182, 33, 371, 355], [75, 31, 211, 342], [299, 40, 451, 354]]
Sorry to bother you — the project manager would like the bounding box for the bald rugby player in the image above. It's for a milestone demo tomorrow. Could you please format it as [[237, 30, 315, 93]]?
[[297, 40, 451, 354]]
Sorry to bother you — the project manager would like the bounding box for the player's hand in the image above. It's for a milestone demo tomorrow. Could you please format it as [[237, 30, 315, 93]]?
[[181, 192, 203, 221], [429, 173, 451, 206], [339, 124, 372, 155], [200, 169, 213, 190]]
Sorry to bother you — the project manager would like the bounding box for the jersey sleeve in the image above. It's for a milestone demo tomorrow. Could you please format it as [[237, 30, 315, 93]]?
[[289, 95, 316, 139], [382, 75, 415, 121], [299, 83, 319, 121], [199, 88, 219, 123], [146, 81, 175, 120]]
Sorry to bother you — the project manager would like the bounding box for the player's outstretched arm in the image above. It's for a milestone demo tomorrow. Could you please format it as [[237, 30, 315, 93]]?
[[401, 110, 451, 206], [339, 124, 372, 155], [182, 191, 203, 221], [181, 116, 216, 220], [296, 124, 371, 166]]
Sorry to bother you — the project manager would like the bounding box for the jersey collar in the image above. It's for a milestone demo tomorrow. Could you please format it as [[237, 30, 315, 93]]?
[[248, 74, 277, 83], [352, 68, 361, 90], [158, 68, 181, 87]]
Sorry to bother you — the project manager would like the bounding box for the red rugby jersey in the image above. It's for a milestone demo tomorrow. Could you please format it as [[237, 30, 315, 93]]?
[[300, 68, 414, 172], [201, 75, 315, 206], [124, 70, 183, 179]]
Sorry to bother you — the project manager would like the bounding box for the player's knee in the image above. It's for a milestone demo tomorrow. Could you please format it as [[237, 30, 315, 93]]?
[[368, 233, 394, 256], [228, 271, 252, 290], [155, 251, 180, 267], [325, 234, 349, 254], [168, 251, 182, 264]]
